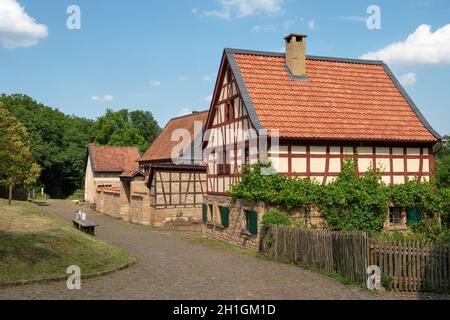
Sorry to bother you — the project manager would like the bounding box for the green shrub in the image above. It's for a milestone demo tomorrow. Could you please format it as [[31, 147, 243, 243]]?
[[321, 159, 388, 233], [261, 209, 291, 232], [410, 220, 450, 244], [381, 274, 393, 291]]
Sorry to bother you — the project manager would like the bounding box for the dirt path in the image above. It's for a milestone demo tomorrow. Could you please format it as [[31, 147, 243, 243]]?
[[0, 200, 440, 300]]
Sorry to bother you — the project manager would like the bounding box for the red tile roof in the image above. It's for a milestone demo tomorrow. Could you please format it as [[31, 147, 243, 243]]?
[[230, 50, 439, 143], [119, 170, 144, 178], [88, 145, 141, 172], [139, 111, 208, 162]]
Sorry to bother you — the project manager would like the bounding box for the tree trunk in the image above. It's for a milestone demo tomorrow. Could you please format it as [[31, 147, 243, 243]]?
[[8, 184, 13, 206]]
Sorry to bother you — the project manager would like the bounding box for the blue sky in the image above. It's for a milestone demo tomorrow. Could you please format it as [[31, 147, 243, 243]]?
[[0, 0, 449, 135]]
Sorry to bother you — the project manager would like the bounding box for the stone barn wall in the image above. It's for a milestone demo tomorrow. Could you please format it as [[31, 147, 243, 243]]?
[[202, 195, 324, 250], [95, 187, 121, 219]]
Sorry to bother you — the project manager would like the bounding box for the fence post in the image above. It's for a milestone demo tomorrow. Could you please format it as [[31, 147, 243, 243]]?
[[369, 238, 376, 267]]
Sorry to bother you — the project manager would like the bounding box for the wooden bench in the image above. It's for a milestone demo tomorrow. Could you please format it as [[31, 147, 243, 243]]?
[[72, 218, 98, 236]]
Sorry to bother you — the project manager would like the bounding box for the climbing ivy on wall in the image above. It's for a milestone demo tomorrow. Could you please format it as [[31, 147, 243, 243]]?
[[230, 159, 449, 234]]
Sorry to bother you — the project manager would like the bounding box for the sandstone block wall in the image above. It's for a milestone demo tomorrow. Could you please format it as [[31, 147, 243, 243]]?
[[95, 188, 121, 219], [202, 195, 325, 251]]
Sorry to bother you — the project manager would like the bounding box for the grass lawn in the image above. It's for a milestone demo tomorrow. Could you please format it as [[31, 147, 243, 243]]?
[[0, 199, 134, 283]]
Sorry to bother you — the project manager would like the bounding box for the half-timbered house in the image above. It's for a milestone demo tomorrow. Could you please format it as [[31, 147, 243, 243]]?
[[138, 111, 208, 226], [202, 34, 442, 248]]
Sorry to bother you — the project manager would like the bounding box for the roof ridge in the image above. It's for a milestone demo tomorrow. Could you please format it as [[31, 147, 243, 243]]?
[[90, 145, 140, 149], [169, 109, 210, 122], [225, 48, 384, 65]]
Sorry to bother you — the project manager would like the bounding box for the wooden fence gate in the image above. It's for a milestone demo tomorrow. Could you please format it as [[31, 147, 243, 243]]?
[[373, 240, 450, 292]]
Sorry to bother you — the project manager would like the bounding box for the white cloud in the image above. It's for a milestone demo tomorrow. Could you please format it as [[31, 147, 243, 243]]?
[[91, 95, 114, 102], [360, 24, 450, 65], [150, 80, 161, 87], [203, 0, 283, 20], [398, 72, 417, 86], [192, 8, 198, 15], [0, 0, 48, 48], [307, 20, 316, 31], [202, 75, 211, 82], [204, 95, 213, 102], [251, 25, 276, 33], [178, 76, 186, 81]]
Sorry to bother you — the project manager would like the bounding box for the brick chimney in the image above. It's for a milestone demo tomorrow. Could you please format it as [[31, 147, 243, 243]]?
[[284, 34, 307, 78]]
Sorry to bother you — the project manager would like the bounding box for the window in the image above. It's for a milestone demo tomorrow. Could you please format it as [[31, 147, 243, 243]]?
[[219, 206, 229, 228], [389, 207, 402, 226], [245, 210, 258, 235], [225, 101, 234, 122], [217, 163, 231, 176]]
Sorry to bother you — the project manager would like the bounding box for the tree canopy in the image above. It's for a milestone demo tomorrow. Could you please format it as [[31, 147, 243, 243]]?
[[90, 109, 160, 152], [0, 102, 41, 202], [435, 135, 450, 188]]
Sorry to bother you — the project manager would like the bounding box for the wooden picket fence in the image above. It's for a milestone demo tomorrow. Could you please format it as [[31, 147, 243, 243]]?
[[373, 240, 450, 292], [261, 225, 370, 283], [261, 225, 450, 292]]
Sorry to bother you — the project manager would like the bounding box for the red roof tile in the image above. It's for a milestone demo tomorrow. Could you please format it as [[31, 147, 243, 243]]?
[[139, 111, 208, 162], [88, 145, 141, 172], [232, 51, 439, 142]]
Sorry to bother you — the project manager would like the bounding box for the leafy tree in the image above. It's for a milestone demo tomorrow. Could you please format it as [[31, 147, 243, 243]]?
[[0, 94, 94, 197], [435, 135, 450, 188], [0, 103, 41, 204], [91, 109, 160, 152]]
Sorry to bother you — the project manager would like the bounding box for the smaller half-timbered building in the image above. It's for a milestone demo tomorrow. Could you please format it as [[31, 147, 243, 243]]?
[[138, 111, 208, 226]]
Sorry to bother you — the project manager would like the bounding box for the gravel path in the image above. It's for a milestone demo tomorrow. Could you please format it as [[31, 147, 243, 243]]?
[[0, 200, 445, 300]]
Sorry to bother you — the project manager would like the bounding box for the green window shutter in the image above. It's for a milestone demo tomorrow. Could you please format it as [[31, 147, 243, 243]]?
[[202, 204, 207, 224], [220, 207, 229, 228], [407, 207, 421, 225], [248, 211, 258, 235]]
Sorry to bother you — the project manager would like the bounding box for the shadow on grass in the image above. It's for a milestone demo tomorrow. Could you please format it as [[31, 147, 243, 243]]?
[[0, 230, 61, 265], [33, 201, 49, 207]]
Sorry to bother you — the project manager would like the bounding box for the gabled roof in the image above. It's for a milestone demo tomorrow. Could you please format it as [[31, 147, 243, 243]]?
[[88, 145, 141, 173], [220, 48, 440, 143], [119, 170, 144, 179], [139, 111, 209, 163]]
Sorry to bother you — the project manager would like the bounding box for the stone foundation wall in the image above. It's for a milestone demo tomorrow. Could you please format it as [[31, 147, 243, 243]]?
[[202, 195, 264, 250], [202, 195, 325, 251], [130, 195, 144, 224], [151, 207, 202, 227], [95, 188, 121, 219]]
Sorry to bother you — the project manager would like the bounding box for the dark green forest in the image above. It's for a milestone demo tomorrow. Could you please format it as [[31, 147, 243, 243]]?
[[0, 94, 161, 198]]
